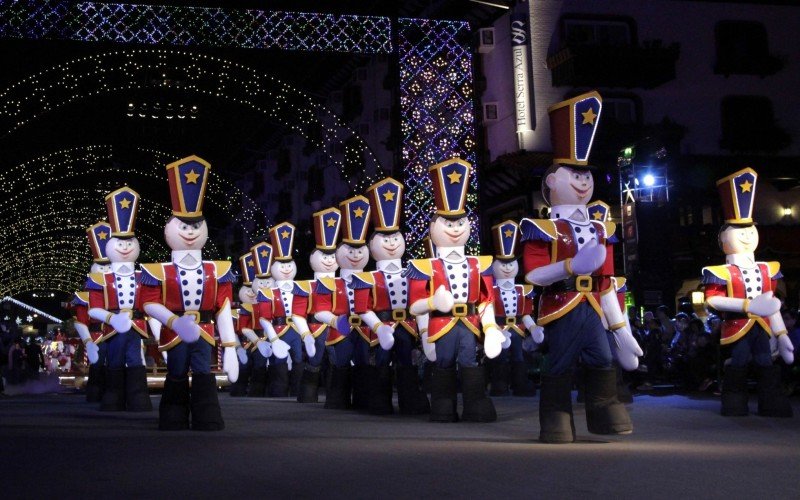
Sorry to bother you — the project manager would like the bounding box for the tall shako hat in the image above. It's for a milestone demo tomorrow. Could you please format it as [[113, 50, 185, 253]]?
[[86, 221, 112, 264], [105, 187, 139, 238], [717, 167, 757, 225], [270, 222, 296, 262], [491, 220, 519, 261], [239, 253, 256, 286], [428, 157, 471, 219], [250, 242, 273, 279], [548, 90, 602, 168], [366, 177, 403, 233], [339, 195, 371, 246], [587, 200, 610, 222], [312, 207, 341, 253], [166, 155, 211, 222]]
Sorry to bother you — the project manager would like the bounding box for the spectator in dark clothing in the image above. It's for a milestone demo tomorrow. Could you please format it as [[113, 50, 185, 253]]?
[[8, 337, 25, 385], [24, 340, 44, 380]]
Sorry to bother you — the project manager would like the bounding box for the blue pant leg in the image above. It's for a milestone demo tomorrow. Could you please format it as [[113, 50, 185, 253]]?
[[508, 334, 524, 364], [434, 330, 458, 369], [455, 325, 478, 368], [97, 341, 108, 366], [307, 329, 328, 367], [105, 333, 125, 369], [578, 307, 614, 370], [283, 330, 303, 364], [392, 329, 416, 367], [751, 325, 773, 367], [167, 342, 190, 378], [730, 330, 756, 367], [328, 337, 354, 368], [375, 346, 392, 367], [544, 302, 591, 376], [124, 331, 144, 367], [351, 330, 371, 366], [189, 341, 212, 375], [251, 350, 268, 369]]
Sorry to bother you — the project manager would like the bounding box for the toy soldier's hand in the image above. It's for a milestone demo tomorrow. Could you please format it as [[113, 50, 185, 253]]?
[[236, 346, 248, 365], [376, 324, 395, 351], [501, 328, 512, 349], [746, 292, 780, 317], [611, 325, 643, 371], [303, 334, 316, 358], [271, 338, 291, 359], [778, 334, 794, 365], [522, 335, 540, 353], [258, 340, 272, 358], [171, 315, 201, 343], [522, 316, 545, 344], [483, 325, 505, 359], [432, 286, 455, 313], [223, 346, 239, 383], [85, 341, 99, 364], [570, 240, 606, 275], [109, 312, 132, 334], [421, 330, 436, 362]]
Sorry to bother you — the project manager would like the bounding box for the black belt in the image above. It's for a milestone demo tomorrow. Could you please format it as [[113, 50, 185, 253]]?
[[430, 303, 476, 318], [376, 310, 408, 322], [182, 311, 214, 323], [272, 317, 293, 326], [545, 275, 597, 293], [495, 315, 522, 326], [108, 310, 145, 320]]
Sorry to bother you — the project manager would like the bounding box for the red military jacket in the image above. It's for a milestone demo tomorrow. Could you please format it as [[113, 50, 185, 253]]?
[[405, 256, 494, 342], [234, 304, 258, 352], [86, 271, 149, 341], [70, 291, 104, 343], [492, 282, 535, 338], [352, 269, 417, 339], [254, 281, 311, 338], [140, 261, 234, 351], [520, 217, 616, 326], [309, 276, 373, 346], [702, 262, 782, 344]]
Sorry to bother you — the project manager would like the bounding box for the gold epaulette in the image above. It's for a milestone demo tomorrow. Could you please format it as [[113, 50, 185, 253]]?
[[141, 263, 166, 282], [212, 260, 232, 277], [527, 218, 558, 240], [354, 271, 376, 287], [75, 291, 90, 303], [407, 259, 433, 279], [294, 280, 312, 295], [703, 265, 731, 282], [318, 277, 337, 293], [257, 288, 274, 302], [766, 261, 781, 278], [614, 277, 626, 290], [87, 273, 106, 287], [475, 255, 493, 273], [241, 303, 254, 313], [603, 221, 617, 238]]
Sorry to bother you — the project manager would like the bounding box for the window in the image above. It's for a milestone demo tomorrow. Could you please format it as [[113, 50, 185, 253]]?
[[602, 97, 638, 125], [720, 95, 790, 152], [715, 21, 780, 76], [562, 16, 634, 47]]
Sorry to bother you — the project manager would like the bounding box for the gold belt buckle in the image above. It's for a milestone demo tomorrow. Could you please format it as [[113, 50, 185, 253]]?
[[452, 304, 468, 317], [505, 316, 516, 326], [286, 316, 294, 325], [576, 275, 593, 293], [392, 309, 406, 321], [349, 314, 362, 326], [185, 311, 201, 324]]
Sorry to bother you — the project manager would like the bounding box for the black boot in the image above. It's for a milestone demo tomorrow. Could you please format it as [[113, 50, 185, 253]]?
[[368, 365, 394, 415], [125, 366, 152, 411], [100, 368, 126, 411], [396, 365, 430, 415], [616, 364, 634, 404], [422, 362, 433, 394], [297, 366, 321, 403], [229, 361, 251, 397], [267, 363, 289, 397], [159, 376, 190, 431], [289, 361, 305, 397], [429, 367, 458, 422], [190, 373, 224, 431], [757, 365, 792, 418], [324, 365, 352, 409], [351, 365, 369, 411], [584, 367, 632, 435], [248, 367, 268, 397], [85, 363, 104, 403], [539, 373, 575, 443], [511, 361, 536, 397], [488, 359, 511, 397], [721, 365, 749, 416], [461, 366, 497, 422]]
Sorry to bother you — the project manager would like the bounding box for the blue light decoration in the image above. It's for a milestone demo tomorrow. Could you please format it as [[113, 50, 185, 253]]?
[[398, 19, 479, 257], [0, 0, 392, 54]]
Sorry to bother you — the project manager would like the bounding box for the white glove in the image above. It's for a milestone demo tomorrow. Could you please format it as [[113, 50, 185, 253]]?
[[303, 334, 317, 358], [271, 338, 291, 359], [236, 346, 248, 364], [223, 346, 238, 383], [522, 335, 540, 352], [258, 341, 273, 358], [431, 286, 455, 313], [421, 330, 436, 362], [85, 341, 99, 364], [611, 325, 643, 371], [747, 292, 781, 317], [778, 334, 794, 365], [171, 315, 201, 343], [570, 240, 606, 275], [376, 324, 395, 350], [501, 329, 512, 349], [521, 316, 545, 344], [109, 312, 132, 333], [483, 325, 505, 359]]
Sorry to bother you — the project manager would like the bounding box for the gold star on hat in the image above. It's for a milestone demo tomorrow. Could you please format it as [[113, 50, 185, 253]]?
[[185, 169, 200, 184], [582, 107, 597, 125], [447, 170, 462, 184], [740, 180, 753, 193], [119, 198, 131, 209]]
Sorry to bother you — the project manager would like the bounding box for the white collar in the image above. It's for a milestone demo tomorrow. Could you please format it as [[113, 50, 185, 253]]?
[[376, 259, 402, 274], [727, 253, 757, 269], [339, 268, 359, 282], [111, 262, 135, 276], [314, 271, 335, 279], [277, 280, 294, 292], [495, 278, 515, 289], [436, 246, 466, 263], [550, 204, 590, 223], [172, 250, 203, 269]]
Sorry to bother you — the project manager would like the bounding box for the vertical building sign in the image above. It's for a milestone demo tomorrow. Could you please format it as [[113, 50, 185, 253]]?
[[510, 0, 534, 149]]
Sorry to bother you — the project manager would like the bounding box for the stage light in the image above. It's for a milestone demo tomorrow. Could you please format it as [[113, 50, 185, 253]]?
[[783, 207, 793, 216], [643, 174, 655, 187]]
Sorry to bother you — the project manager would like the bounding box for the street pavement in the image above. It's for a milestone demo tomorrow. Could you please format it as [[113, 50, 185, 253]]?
[[1, 389, 799, 499]]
